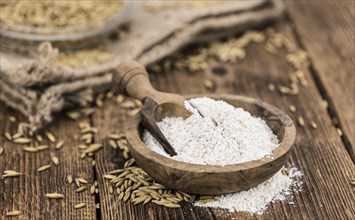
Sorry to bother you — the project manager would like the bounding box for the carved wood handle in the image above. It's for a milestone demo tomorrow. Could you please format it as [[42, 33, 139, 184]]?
[[112, 60, 157, 101]]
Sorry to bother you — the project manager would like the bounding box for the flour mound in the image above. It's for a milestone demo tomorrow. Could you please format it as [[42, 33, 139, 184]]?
[[143, 97, 279, 166], [197, 167, 302, 214]]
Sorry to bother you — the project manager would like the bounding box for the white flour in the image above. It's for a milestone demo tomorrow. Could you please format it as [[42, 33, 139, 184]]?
[[143, 97, 302, 214], [197, 167, 302, 214], [143, 97, 279, 166]]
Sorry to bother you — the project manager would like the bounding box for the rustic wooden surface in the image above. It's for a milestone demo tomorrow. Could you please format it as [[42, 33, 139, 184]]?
[[285, 0, 355, 162], [0, 106, 97, 219], [1, 2, 354, 220]]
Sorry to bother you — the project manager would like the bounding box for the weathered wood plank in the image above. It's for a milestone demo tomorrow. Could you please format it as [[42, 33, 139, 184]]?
[[0, 106, 96, 219], [201, 23, 355, 219], [1, 5, 354, 220], [285, 1, 355, 160]]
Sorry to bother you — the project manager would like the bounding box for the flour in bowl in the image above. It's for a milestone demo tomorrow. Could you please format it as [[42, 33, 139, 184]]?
[[142, 97, 302, 214], [143, 97, 279, 166]]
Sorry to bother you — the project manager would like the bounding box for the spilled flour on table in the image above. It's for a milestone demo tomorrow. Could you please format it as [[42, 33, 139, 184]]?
[[197, 167, 302, 214], [143, 97, 302, 214]]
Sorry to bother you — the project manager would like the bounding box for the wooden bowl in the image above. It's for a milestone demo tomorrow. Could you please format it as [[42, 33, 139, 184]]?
[[125, 95, 296, 195]]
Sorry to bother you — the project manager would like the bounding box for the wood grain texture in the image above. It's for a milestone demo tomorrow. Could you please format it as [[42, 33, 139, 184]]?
[[0, 106, 97, 219], [1, 6, 354, 219], [285, 1, 355, 160]]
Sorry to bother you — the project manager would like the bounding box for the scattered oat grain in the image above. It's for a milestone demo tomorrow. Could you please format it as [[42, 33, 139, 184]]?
[[121, 101, 136, 109], [289, 105, 296, 113], [12, 133, 22, 139], [36, 134, 43, 143], [13, 137, 31, 144], [116, 95, 124, 104], [297, 116, 305, 127], [45, 132, 56, 142], [80, 152, 86, 159], [310, 121, 317, 129], [36, 145, 49, 151], [78, 144, 87, 149], [77, 178, 88, 184], [5, 132, 12, 141], [75, 203, 86, 209], [81, 127, 98, 134], [128, 109, 141, 117], [37, 165, 51, 172], [84, 144, 102, 154], [134, 99, 142, 108], [337, 128, 343, 136], [79, 121, 90, 129], [75, 178, 81, 187], [67, 175, 73, 184], [268, 83, 275, 91], [109, 140, 117, 149], [66, 111, 81, 120], [96, 97, 104, 107], [109, 133, 125, 140], [5, 210, 21, 216], [90, 185, 95, 194], [82, 108, 96, 117], [9, 116, 16, 122], [106, 91, 114, 99], [2, 170, 22, 178], [51, 153, 59, 166], [55, 140, 64, 150], [76, 186, 87, 193], [204, 79, 215, 90], [23, 147, 38, 153], [123, 151, 129, 159], [322, 100, 328, 109], [46, 193, 64, 199]]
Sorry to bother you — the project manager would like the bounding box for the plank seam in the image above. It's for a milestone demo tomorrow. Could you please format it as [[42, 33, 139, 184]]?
[[90, 117, 102, 220], [285, 13, 355, 163]]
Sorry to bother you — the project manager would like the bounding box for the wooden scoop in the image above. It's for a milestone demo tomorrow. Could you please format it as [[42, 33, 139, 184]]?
[[112, 60, 191, 156], [112, 60, 296, 195]]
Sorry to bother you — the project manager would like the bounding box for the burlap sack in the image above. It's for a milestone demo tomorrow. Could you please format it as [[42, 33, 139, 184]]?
[[0, 0, 284, 131]]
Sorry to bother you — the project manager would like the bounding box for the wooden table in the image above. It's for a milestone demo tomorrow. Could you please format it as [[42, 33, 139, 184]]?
[[1, 2, 354, 219]]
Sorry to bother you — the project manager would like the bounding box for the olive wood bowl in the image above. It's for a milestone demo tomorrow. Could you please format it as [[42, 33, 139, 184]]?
[[125, 94, 296, 195]]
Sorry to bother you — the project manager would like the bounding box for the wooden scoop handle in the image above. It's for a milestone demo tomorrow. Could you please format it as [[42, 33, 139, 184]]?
[[113, 60, 185, 105], [113, 60, 179, 156], [112, 60, 155, 101]]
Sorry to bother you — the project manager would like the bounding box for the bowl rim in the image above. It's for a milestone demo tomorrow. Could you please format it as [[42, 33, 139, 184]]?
[[125, 94, 296, 173]]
